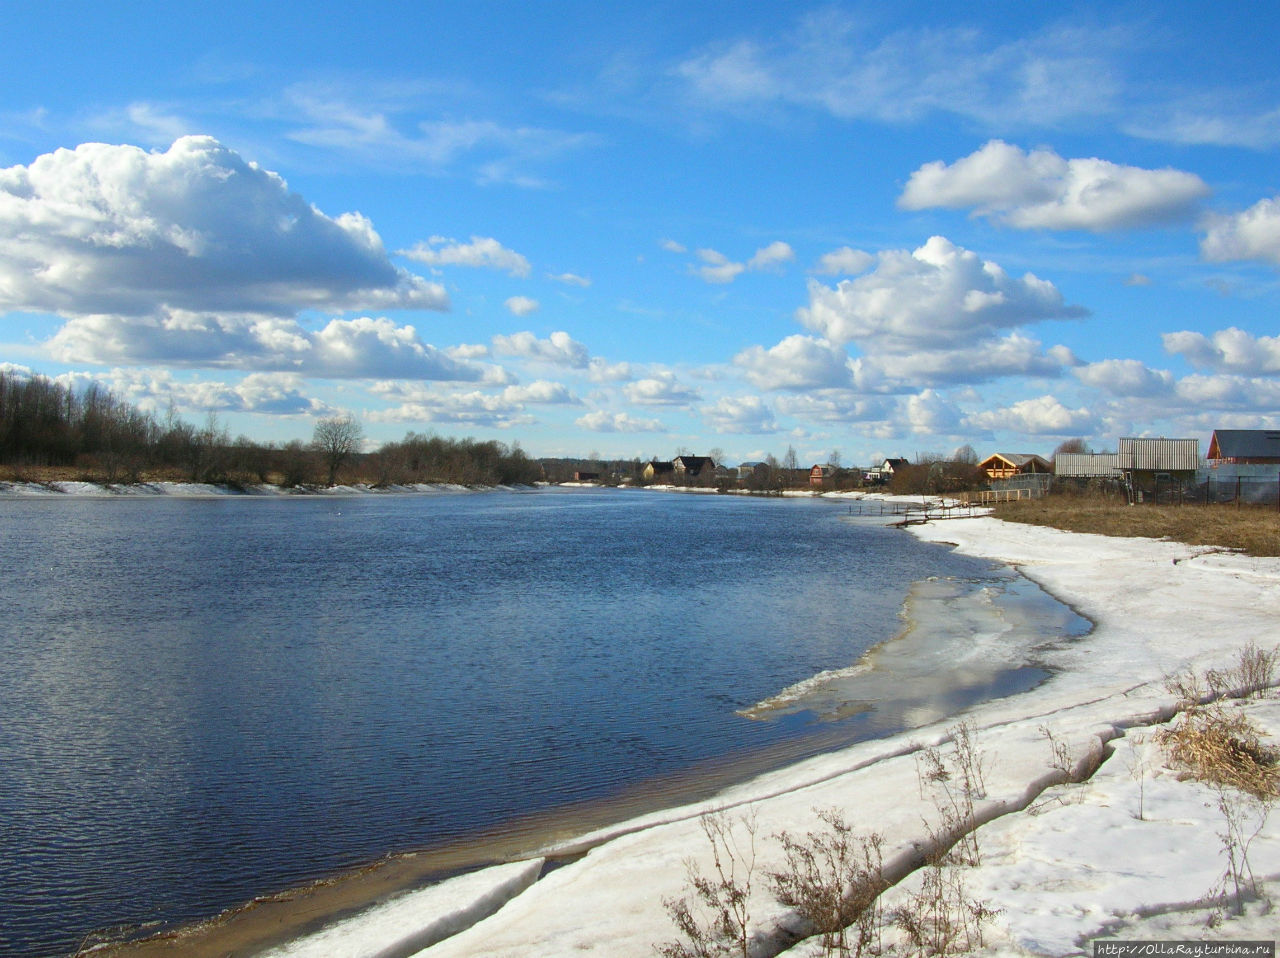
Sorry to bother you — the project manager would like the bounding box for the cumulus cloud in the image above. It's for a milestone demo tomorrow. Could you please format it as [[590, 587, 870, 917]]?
[[500, 380, 579, 405], [0, 136, 448, 319], [660, 238, 688, 254], [504, 296, 539, 316], [905, 389, 962, 434], [899, 140, 1209, 231], [1073, 358, 1176, 397], [1200, 196, 1280, 266], [776, 392, 895, 423], [812, 246, 874, 276], [797, 235, 1086, 354], [968, 394, 1099, 435], [871, 332, 1067, 388], [624, 372, 701, 405], [575, 410, 665, 432], [367, 382, 538, 428], [48, 313, 489, 382], [106, 369, 328, 416], [692, 241, 794, 283], [399, 235, 531, 276], [1163, 327, 1280, 375], [587, 357, 633, 383], [733, 335, 852, 390], [490, 330, 589, 367], [700, 395, 778, 433]]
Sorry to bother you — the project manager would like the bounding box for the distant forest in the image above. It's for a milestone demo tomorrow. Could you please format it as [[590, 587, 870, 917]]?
[[0, 370, 542, 487]]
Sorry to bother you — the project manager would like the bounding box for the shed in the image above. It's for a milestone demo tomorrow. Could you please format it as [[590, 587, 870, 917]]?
[[1117, 437, 1200, 503], [1207, 429, 1280, 464], [978, 453, 1051, 481]]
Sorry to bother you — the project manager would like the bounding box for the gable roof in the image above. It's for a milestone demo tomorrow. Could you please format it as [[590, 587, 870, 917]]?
[[1208, 429, 1280, 461], [978, 453, 1050, 472]]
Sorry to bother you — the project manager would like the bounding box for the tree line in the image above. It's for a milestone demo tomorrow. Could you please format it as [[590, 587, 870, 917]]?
[[0, 370, 541, 487]]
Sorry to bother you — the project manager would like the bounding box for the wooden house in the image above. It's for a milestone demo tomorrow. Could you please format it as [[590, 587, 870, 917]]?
[[809, 464, 837, 487], [672, 455, 715, 479], [641, 460, 674, 481], [978, 453, 1051, 481], [1207, 430, 1280, 464]]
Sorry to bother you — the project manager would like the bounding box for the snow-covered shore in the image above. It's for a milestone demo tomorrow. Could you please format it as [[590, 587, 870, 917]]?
[[0, 479, 501, 498], [258, 512, 1279, 957]]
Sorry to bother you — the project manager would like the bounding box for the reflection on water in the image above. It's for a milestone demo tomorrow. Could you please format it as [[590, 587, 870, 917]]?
[[745, 569, 1089, 728], [0, 489, 1085, 956]]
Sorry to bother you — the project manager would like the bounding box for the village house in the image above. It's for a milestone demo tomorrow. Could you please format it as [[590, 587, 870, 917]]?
[[865, 457, 909, 483], [1207, 429, 1280, 464], [977, 453, 1051, 481], [672, 455, 715, 480], [641, 460, 674, 481]]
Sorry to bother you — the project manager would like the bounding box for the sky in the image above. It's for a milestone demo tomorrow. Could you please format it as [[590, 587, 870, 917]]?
[[2, 1, 1280, 466]]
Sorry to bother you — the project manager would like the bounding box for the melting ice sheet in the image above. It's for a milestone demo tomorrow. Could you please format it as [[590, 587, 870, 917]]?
[[742, 570, 1091, 730]]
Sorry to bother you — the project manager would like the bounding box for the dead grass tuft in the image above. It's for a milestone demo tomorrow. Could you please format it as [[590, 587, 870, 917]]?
[[991, 498, 1280, 557], [1156, 707, 1280, 801]]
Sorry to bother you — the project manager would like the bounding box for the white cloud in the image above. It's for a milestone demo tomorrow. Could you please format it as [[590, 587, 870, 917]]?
[[281, 84, 594, 184], [1163, 327, 1280, 375], [691, 241, 794, 284], [501, 380, 579, 405], [968, 394, 1099, 435], [700, 395, 778, 434], [812, 246, 874, 276], [797, 235, 1085, 353], [746, 240, 795, 271], [624, 372, 700, 405], [905, 389, 962, 434], [575, 410, 665, 432], [660, 238, 688, 254], [694, 247, 746, 284], [1073, 358, 1176, 396], [1200, 196, 1280, 267], [674, 14, 1124, 128], [106, 369, 327, 416], [1173, 374, 1280, 409], [400, 235, 531, 277], [504, 296, 540, 316], [0, 136, 448, 318], [776, 392, 895, 423], [490, 330, 589, 368], [587, 357, 633, 383], [899, 140, 1209, 231], [368, 382, 537, 428], [733, 335, 852, 390], [47, 313, 488, 382], [548, 272, 591, 287], [872, 333, 1066, 388], [1124, 273, 1151, 287]]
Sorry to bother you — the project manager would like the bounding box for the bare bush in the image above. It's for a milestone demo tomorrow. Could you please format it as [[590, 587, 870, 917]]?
[[658, 810, 758, 958], [768, 809, 887, 957], [894, 864, 999, 957]]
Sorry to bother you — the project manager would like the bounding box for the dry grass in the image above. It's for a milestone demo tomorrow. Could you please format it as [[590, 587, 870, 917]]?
[[991, 497, 1280, 557], [1157, 707, 1280, 801]]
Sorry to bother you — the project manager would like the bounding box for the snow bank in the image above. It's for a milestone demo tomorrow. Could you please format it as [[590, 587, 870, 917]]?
[[0, 480, 501, 498], [259, 860, 543, 958]]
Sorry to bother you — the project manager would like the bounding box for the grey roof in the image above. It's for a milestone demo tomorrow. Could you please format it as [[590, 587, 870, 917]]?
[[1209, 429, 1280, 461], [1055, 453, 1122, 477], [1117, 437, 1200, 471]]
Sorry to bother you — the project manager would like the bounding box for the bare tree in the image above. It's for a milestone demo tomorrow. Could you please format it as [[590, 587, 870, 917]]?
[[312, 415, 364, 486]]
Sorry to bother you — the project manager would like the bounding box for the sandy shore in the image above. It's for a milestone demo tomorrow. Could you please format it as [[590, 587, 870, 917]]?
[[89, 511, 1280, 956]]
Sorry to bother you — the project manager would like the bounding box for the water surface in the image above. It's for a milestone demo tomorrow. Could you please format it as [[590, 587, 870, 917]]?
[[0, 489, 1083, 956]]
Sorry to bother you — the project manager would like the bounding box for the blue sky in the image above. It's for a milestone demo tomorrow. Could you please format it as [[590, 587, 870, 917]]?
[[3, 1, 1280, 466]]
